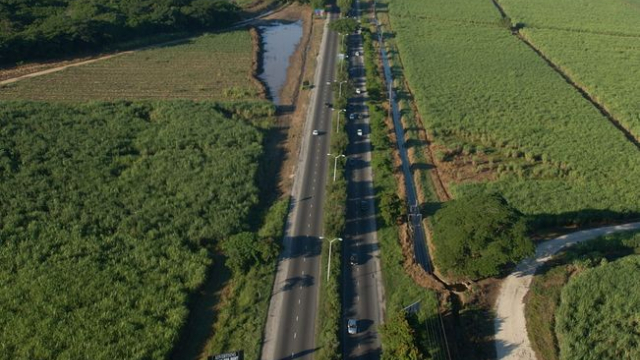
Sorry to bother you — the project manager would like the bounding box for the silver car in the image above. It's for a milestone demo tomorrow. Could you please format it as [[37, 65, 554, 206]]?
[[347, 319, 357, 334]]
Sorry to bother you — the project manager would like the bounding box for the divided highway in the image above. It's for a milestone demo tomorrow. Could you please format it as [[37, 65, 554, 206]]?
[[261, 11, 341, 360]]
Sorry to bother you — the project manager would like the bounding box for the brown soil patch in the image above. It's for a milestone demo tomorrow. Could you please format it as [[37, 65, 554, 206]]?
[[250, 27, 269, 99], [398, 224, 446, 293], [429, 142, 497, 190]]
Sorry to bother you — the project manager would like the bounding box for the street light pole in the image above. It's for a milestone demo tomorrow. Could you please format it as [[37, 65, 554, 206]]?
[[326, 237, 343, 281], [327, 153, 346, 182]]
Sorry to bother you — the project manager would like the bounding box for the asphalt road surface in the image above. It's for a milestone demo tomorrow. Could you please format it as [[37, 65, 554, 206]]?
[[373, 9, 432, 273], [261, 11, 340, 360], [341, 12, 386, 359]]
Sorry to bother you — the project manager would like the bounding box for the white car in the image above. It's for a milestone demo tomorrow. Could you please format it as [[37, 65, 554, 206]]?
[[348, 319, 357, 334], [355, 88, 361, 94], [313, 129, 319, 136], [357, 128, 363, 136], [355, 51, 360, 56]]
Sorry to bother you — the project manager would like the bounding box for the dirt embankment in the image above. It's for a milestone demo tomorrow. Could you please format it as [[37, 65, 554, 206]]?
[[258, 3, 323, 195]]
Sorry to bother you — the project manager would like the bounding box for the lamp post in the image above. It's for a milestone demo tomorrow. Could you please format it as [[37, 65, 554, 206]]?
[[327, 153, 346, 182], [322, 237, 343, 281], [335, 80, 347, 98]]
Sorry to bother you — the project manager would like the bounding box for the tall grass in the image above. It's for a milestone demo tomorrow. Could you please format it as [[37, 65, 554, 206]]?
[[525, 230, 640, 360], [388, 0, 640, 224], [0, 100, 267, 360], [0, 31, 260, 102]]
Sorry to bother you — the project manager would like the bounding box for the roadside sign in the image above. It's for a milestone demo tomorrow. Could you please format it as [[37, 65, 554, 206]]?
[[208, 351, 243, 360]]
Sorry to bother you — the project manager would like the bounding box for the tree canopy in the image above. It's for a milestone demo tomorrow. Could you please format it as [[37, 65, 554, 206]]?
[[0, 0, 240, 65], [379, 311, 427, 360], [432, 193, 534, 280], [328, 18, 358, 34]]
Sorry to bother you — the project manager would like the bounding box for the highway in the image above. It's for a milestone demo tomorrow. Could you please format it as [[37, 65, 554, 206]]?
[[260, 10, 340, 360], [341, 13, 386, 359]]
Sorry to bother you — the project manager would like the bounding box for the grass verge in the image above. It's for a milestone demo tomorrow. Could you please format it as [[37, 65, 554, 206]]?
[[361, 13, 448, 358], [315, 33, 350, 360]]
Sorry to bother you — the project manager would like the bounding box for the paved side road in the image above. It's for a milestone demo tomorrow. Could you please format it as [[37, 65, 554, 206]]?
[[341, 0, 386, 357], [494, 222, 640, 360], [260, 11, 340, 360]]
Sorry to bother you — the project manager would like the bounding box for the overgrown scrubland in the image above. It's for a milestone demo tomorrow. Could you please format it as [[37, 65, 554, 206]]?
[[0, 100, 272, 359], [388, 0, 640, 225]]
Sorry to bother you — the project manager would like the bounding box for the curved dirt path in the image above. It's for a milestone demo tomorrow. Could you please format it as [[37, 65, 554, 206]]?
[[494, 222, 640, 360], [0, 5, 286, 86]]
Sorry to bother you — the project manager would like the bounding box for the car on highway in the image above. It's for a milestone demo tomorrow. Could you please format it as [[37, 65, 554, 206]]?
[[349, 253, 358, 266], [355, 88, 361, 94], [313, 129, 319, 136], [357, 128, 363, 136], [347, 319, 358, 334]]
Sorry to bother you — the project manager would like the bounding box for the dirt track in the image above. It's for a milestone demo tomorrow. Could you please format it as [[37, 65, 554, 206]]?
[[494, 222, 640, 360]]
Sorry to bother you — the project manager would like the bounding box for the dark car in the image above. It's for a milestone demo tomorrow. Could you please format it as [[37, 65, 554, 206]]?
[[349, 253, 358, 266], [360, 200, 368, 212]]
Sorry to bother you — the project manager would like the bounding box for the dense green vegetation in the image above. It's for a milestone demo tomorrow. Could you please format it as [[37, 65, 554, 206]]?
[[388, 0, 640, 225], [515, 29, 640, 140], [0, 0, 240, 65], [497, 0, 640, 140], [500, 0, 640, 35], [363, 23, 447, 359], [328, 18, 358, 34], [432, 193, 533, 280], [0, 30, 262, 102], [205, 198, 289, 359], [379, 311, 426, 360], [557, 255, 640, 360], [316, 29, 350, 360], [525, 230, 640, 360], [0, 100, 271, 359]]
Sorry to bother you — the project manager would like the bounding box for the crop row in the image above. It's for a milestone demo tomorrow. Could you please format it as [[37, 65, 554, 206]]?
[[0, 31, 260, 102], [388, 0, 640, 224]]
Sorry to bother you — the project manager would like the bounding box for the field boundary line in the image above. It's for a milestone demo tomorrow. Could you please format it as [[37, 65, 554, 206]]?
[[491, 0, 640, 149]]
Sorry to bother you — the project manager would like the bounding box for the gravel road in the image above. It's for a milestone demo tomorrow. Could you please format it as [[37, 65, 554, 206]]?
[[494, 222, 640, 360]]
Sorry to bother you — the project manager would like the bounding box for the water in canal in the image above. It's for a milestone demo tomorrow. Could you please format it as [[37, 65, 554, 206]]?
[[258, 20, 303, 105]]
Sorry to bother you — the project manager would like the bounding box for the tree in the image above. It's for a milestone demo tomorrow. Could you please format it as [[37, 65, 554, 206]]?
[[328, 18, 358, 34], [379, 311, 426, 360], [221, 232, 279, 274], [432, 193, 534, 280], [380, 191, 405, 225], [310, 0, 326, 10], [337, 0, 354, 15]]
